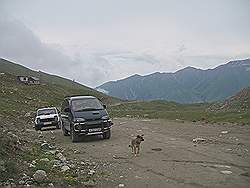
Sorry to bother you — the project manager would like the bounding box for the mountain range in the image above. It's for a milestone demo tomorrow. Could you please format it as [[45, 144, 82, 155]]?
[[97, 59, 250, 103]]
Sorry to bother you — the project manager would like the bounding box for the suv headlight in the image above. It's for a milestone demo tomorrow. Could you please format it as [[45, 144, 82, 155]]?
[[74, 118, 86, 122], [36, 118, 40, 124], [101, 116, 109, 120], [74, 123, 81, 130]]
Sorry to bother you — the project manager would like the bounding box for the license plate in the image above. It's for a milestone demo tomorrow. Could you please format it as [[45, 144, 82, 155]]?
[[44, 122, 52, 125], [89, 128, 101, 132]]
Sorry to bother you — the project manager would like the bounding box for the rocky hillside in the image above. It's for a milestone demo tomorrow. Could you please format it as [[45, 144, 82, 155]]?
[[208, 87, 250, 112], [0, 60, 121, 187], [0, 112, 106, 187], [0, 58, 121, 106], [97, 59, 250, 103]]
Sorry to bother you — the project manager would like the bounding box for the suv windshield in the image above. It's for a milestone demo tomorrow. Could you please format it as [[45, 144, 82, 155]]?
[[38, 109, 56, 115], [71, 98, 104, 112]]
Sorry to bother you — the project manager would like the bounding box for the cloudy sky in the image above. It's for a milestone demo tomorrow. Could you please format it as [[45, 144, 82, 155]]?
[[0, 0, 250, 87]]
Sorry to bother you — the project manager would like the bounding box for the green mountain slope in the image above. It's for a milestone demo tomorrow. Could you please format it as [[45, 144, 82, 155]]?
[[0, 58, 121, 109], [208, 87, 250, 112], [109, 90, 250, 124], [0, 72, 122, 121], [0, 58, 87, 89]]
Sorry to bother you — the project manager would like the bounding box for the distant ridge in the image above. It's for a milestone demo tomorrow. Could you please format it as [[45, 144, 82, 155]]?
[[97, 59, 250, 103]]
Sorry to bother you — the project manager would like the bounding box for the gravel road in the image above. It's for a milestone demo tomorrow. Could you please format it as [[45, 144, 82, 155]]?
[[43, 118, 250, 188]]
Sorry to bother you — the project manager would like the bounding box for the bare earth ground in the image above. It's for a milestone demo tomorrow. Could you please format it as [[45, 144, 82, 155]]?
[[43, 118, 250, 188]]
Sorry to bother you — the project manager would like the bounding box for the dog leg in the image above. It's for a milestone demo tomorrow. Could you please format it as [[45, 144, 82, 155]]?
[[137, 146, 140, 155], [134, 147, 137, 156]]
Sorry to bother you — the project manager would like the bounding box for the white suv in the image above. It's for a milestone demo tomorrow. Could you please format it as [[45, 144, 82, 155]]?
[[35, 107, 61, 131]]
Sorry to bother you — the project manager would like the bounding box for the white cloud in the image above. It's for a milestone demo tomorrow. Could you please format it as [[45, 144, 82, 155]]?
[[0, 0, 250, 87]]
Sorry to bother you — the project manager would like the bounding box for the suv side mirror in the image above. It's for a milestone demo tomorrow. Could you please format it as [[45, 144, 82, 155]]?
[[103, 104, 107, 109], [64, 107, 70, 112]]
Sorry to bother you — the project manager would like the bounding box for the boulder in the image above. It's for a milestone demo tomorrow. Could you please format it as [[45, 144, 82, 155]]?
[[220, 170, 232, 175], [61, 165, 70, 172], [24, 112, 32, 117], [40, 158, 50, 162], [48, 183, 55, 188], [192, 137, 206, 143], [40, 143, 50, 150], [88, 170, 95, 175], [33, 170, 48, 183], [56, 153, 66, 162], [221, 130, 229, 134], [7, 132, 20, 144], [83, 180, 96, 187]]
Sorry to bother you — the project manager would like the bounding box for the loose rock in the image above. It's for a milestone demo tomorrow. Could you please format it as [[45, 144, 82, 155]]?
[[40, 158, 50, 162], [220, 170, 232, 175], [19, 180, 25, 185], [221, 131, 229, 134], [7, 132, 20, 144], [0, 160, 6, 172], [29, 164, 36, 168], [48, 183, 55, 187], [61, 165, 70, 172], [41, 143, 50, 150], [56, 153, 66, 162], [88, 169, 95, 175], [152, 148, 162, 151], [38, 134, 44, 139], [213, 164, 231, 169], [240, 172, 250, 177], [24, 112, 32, 117], [46, 150, 57, 155], [33, 170, 48, 183], [83, 179, 96, 187], [192, 137, 206, 143]]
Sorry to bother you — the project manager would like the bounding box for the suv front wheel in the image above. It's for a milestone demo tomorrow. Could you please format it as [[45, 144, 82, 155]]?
[[103, 129, 111, 139], [71, 127, 79, 142]]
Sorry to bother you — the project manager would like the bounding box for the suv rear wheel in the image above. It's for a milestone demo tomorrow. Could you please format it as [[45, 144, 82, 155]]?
[[62, 124, 69, 136], [35, 125, 41, 131], [56, 121, 61, 129], [103, 129, 111, 139]]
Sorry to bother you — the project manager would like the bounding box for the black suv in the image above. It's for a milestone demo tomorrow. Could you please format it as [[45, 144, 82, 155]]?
[[61, 96, 113, 142]]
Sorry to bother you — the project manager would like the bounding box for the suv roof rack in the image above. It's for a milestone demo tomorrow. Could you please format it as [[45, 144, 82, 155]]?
[[63, 95, 105, 103], [64, 95, 96, 99]]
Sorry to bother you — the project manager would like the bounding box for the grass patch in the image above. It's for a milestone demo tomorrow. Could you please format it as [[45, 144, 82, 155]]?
[[63, 175, 78, 186], [0, 160, 18, 182], [109, 101, 250, 124]]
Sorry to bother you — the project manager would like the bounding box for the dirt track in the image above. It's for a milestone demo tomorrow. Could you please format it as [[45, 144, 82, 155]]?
[[44, 118, 250, 188]]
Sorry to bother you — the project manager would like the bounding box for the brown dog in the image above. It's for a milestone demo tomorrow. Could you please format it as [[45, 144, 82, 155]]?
[[129, 135, 144, 156]]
